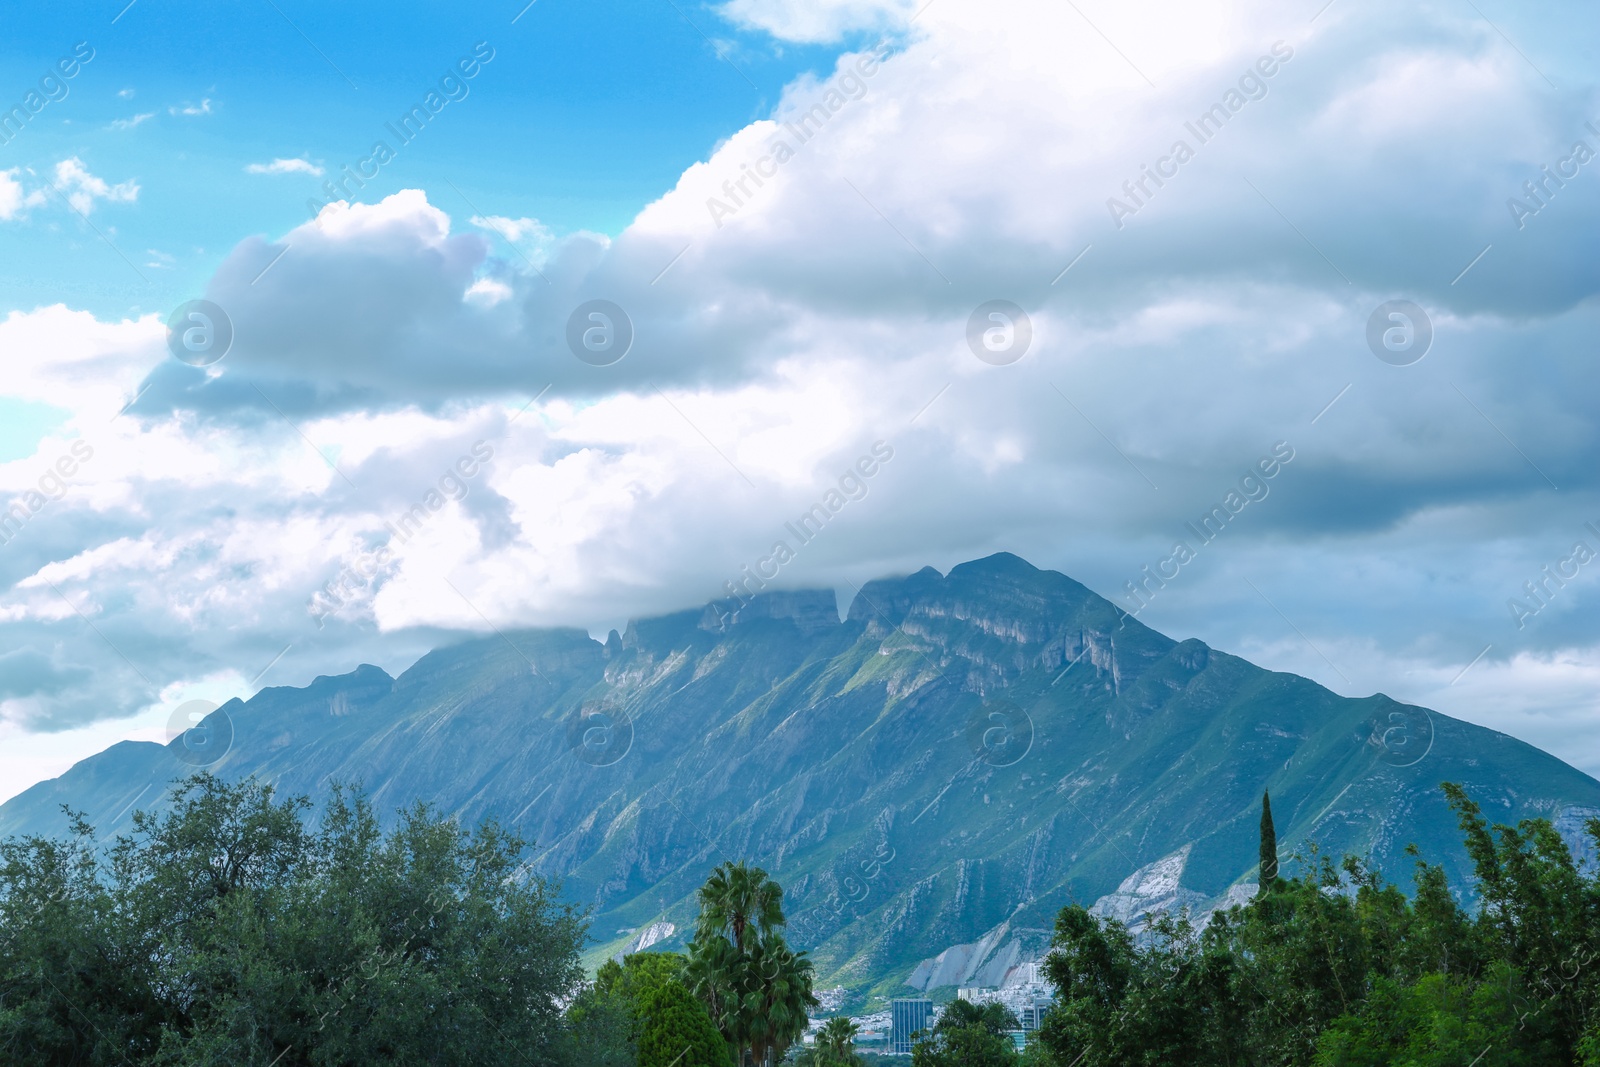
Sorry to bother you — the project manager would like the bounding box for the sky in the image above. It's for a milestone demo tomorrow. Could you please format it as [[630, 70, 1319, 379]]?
[[1, 0, 1598, 803]]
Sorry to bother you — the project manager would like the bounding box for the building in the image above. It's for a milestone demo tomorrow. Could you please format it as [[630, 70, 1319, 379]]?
[[956, 985, 995, 1003], [1019, 995, 1055, 1032], [1006, 1030, 1028, 1052], [890, 998, 934, 1054]]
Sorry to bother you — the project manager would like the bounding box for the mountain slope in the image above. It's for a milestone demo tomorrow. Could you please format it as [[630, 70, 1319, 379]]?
[[6, 553, 1598, 1005]]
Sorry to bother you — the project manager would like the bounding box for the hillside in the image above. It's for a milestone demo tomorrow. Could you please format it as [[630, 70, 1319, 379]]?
[[6, 552, 1598, 1006]]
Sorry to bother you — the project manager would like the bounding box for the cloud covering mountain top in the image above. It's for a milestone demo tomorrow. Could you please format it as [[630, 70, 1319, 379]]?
[[1, 0, 1598, 798]]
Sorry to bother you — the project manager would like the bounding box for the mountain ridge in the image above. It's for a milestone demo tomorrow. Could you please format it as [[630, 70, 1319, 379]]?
[[6, 552, 1598, 1006]]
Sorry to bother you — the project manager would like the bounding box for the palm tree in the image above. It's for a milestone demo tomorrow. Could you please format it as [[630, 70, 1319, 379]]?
[[817, 1015, 859, 1063], [746, 937, 819, 1066], [682, 935, 739, 1044], [687, 860, 814, 1067], [696, 860, 786, 953]]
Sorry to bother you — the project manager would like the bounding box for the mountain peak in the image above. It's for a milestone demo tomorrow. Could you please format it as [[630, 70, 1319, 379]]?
[[5, 552, 1598, 1008], [699, 588, 841, 635], [947, 551, 1039, 578]]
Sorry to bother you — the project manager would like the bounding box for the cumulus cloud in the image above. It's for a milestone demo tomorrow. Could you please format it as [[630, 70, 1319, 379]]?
[[246, 157, 325, 177], [169, 98, 212, 116], [109, 112, 155, 131], [53, 158, 138, 215], [5, 0, 1600, 795]]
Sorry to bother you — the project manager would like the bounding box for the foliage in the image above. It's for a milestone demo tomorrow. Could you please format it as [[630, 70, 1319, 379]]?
[[909, 997, 1019, 1067], [638, 980, 734, 1067], [686, 860, 818, 1067], [0, 773, 587, 1066], [563, 984, 637, 1067], [566, 951, 730, 1067], [1260, 789, 1279, 890], [1034, 783, 1600, 1067], [783, 1016, 861, 1066], [816, 1015, 861, 1064]]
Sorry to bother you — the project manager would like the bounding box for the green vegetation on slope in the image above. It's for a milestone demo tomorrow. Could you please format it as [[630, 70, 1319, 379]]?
[[1030, 787, 1600, 1066]]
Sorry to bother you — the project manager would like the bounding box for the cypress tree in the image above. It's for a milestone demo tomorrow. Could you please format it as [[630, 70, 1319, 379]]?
[[1258, 789, 1279, 891]]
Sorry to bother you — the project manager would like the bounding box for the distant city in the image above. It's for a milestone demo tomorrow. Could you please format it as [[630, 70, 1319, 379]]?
[[801, 961, 1056, 1056]]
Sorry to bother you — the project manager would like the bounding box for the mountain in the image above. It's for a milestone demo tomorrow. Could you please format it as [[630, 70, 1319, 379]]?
[[6, 552, 1599, 1007]]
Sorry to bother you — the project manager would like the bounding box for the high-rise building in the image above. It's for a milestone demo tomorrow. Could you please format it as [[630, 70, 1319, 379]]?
[[1019, 996, 1055, 1031], [891, 998, 934, 1054]]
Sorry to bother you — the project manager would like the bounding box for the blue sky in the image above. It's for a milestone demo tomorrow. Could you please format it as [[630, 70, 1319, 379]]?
[[0, 0, 861, 315], [2, 0, 1599, 801]]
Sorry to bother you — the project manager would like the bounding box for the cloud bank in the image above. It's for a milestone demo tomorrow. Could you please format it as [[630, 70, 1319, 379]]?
[[3, 0, 1599, 798]]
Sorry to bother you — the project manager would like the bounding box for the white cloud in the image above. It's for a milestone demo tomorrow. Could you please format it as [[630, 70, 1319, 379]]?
[[117, 88, 135, 99], [0, 169, 45, 221], [464, 276, 514, 305], [4, 0, 1600, 800], [169, 98, 212, 116], [246, 157, 325, 177], [470, 214, 552, 245], [716, 0, 920, 42], [52, 158, 138, 215], [110, 112, 156, 131]]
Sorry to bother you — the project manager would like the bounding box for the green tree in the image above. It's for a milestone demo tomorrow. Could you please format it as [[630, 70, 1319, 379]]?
[[567, 951, 733, 1067], [1312, 965, 1554, 1067], [0, 773, 588, 1066], [1260, 789, 1279, 891], [697, 860, 785, 955], [816, 1016, 860, 1064], [1032, 782, 1600, 1067], [909, 998, 1018, 1067], [639, 980, 735, 1067], [686, 861, 817, 1067]]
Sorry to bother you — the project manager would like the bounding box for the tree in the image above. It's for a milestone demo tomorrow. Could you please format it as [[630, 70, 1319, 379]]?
[[0, 773, 588, 1066], [568, 950, 733, 1066], [1259, 789, 1279, 892], [696, 860, 786, 955], [910, 998, 1018, 1067], [1031, 782, 1600, 1067], [639, 980, 735, 1067], [816, 1016, 860, 1064], [563, 985, 636, 1067], [687, 861, 817, 1067]]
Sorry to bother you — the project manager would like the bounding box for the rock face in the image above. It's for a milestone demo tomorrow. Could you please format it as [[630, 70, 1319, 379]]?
[[905, 921, 1038, 991], [612, 921, 677, 962], [1087, 846, 1210, 933], [5, 553, 1600, 1005]]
